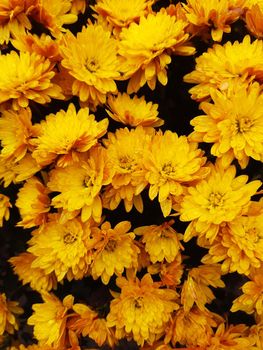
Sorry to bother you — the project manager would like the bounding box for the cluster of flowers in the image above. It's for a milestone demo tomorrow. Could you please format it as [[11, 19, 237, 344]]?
[[0, 0, 263, 349]]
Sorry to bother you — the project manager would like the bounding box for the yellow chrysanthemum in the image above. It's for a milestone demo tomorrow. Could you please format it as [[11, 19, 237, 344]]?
[[165, 306, 222, 348], [119, 12, 195, 93], [27, 293, 74, 348], [106, 93, 163, 127], [107, 272, 179, 346], [181, 264, 225, 312], [180, 163, 261, 243], [202, 208, 263, 275], [9, 252, 57, 292], [134, 220, 183, 263], [189, 82, 263, 169], [244, 1, 263, 38], [48, 147, 112, 223], [0, 51, 63, 110], [92, 0, 154, 30], [60, 24, 121, 109], [0, 193, 11, 227], [182, 0, 244, 41], [32, 103, 108, 167], [0, 108, 39, 162], [184, 35, 263, 101], [144, 130, 209, 217], [16, 176, 50, 228], [28, 217, 92, 281], [0, 293, 23, 335], [89, 221, 139, 284], [0, 0, 37, 45], [32, 0, 77, 37], [102, 126, 154, 213], [231, 272, 263, 315], [12, 33, 61, 62]]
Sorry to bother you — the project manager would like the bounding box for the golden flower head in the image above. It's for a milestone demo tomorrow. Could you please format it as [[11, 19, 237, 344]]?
[[107, 271, 179, 345], [27, 293, 74, 347], [0, 293, 23, 335], [32, 103, 108, 167], [16, 176, 50, 228], [0, 51, 63, 110], [0, 193, 11, 227], [134, 220, 183, 263], [0, 107, 39, 162], [106, 92, 163, 127], [184, 35, 263, 101], [60, 23, 121, 109], [181, 162, 262, 243], [28, 217, 92, 282], [144, 130, 209, 217], [119, 12, 194, 93], [89, 221, 139, 284], [9, 252, 57, 292], [190, 82, 263, 169]]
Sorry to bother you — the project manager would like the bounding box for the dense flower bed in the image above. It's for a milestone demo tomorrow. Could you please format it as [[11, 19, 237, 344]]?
[[0, 0, 262, 349]]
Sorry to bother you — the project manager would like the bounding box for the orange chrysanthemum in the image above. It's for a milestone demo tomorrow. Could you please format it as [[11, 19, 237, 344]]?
[[0, 293, 23, 335], [0, 193, 11, 227]]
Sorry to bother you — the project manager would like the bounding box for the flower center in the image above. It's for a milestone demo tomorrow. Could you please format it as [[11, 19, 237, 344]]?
[[246, 227, 259, 243], [84, 175, 93, 188], [105, 240, 117, 252], [162, 162, 175, 176], [208, 192, 224, 208], [118, 155, 135, 171], [134, 296, 144, 309], [63, 232, 78, 244], [85, 58, 99, 72], [235, 117, 253, 133]]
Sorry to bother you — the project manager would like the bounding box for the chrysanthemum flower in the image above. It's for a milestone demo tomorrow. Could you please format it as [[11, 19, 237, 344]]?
[[70, 0, 86, 15], [184, 35, 263, 101], [32, 103, 108, 167], [12, 33, 61, 62], [102, 126, 153, 213], [119, 12, 195, 93], [181, 264, 225, 312], [60, 24, 121, 109], [27, 293, 74, 347], [0, 0, 37, 45], [16, 176, 50, 228], [181, 0, 244, 42], [189, 82, 263, 169], [106, 93, 163, 127], [165, 306, 222, 348], [0, 293, 23, 335], [244, 1, 263, 38], [180, 163, 261, 243], [0, 194, 11, 227], [0, 51, 63, 110], [28, 217, 92, 282], [9, 252, 57, 292], [48, 146, 112, 223], [134, 220, 183, 263], [0, 108, 39, 162], [144, 130, 209, 217], [231, 271, 263, 315], [89, 221, 139, 284], [107, 272, 179, 345], [202, 207, 263, 275], [31, 0, 77, 37], [92, 0, 154, 32]]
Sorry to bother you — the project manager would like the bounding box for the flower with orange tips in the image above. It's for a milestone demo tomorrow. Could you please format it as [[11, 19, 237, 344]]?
[[32, 103, 108, 167], [16, 176, 50, 228], [106, 93, 163, 127], [0, 193, 11, 227], [27, 293, 74, 348], [89, 221, 139, 284], [60, 24, 121, 109], [119, 12, 195, 93], [0, 51, 63, 110], [107, 271, 179, 345], [184, 35, 263, 101], [0, 293, 23, 336], [9, 252, 57, 292], [244, 1, 263, 38], [28, 217, 92, 282]]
